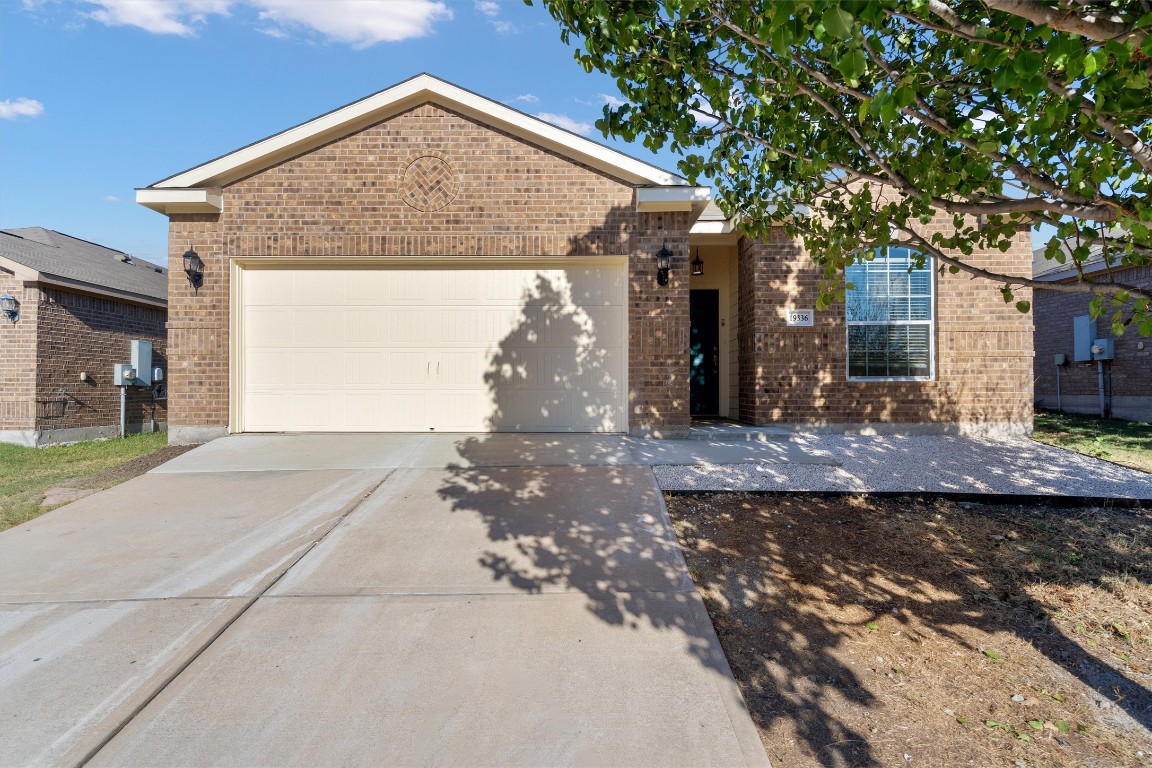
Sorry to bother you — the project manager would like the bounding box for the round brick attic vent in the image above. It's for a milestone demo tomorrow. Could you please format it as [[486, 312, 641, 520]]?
[[399, 154, 458, 212]]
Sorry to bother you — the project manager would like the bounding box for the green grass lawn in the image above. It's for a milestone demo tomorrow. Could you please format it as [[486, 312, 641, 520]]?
[[0, 432, 168, 531], [1033, 410, 1152, 474]]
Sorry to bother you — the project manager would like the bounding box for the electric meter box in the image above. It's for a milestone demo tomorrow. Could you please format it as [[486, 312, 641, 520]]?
[[131, 341, 153, 386], [1073, 315, 1096, 362], [1091, 338, 1115, 361]]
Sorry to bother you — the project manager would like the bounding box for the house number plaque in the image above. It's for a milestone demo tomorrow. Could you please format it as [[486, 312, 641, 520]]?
[[785, 309, 815, 327]]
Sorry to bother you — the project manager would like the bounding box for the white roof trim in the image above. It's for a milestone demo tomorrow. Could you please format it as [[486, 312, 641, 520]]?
[[137, 188, 223, 215], [690, 219, 737, 236], [145, 74, 689, 192], [636, 186, 710, 213]]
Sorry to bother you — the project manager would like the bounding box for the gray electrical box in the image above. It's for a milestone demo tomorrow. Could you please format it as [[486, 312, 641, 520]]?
[[1091, 338, 1116, 361], [131, 340, 153, 386], [1073, 315, 1096, 362]]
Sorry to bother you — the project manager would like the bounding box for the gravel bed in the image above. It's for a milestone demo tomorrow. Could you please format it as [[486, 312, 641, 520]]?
[[653, 434, 1152, 498]]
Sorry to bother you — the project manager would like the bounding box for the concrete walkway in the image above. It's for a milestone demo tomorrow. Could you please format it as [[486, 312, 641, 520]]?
[[0, 434, 770, 768], [655, 432, 1152, 499]]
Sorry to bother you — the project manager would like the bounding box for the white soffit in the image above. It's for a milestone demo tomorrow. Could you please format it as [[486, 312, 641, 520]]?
[[136, 188, 223, 215], [141, 74, 691, 203], [636, 186, 711, 218]]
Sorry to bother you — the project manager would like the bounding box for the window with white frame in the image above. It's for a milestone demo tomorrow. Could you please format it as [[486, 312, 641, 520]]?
[[845, 247, 934, 380]]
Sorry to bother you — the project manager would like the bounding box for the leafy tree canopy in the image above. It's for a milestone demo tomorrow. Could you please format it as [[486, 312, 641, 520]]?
[[536, 0, 1152, 334]]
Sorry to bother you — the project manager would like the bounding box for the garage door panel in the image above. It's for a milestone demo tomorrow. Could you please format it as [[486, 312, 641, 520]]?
[[245, 271, 295, 306], [344, 309, 390, 345], [388, 308, 439, 346], [343, 392, 426, 430], [567, 269, 625, 306], [293, 352, 342, 387], [347, 270, 391, 304], [246, 350, 296, 388], [240, 263, 625, 433], [294, 310, 341, 347], [245, 308, 294, 348]]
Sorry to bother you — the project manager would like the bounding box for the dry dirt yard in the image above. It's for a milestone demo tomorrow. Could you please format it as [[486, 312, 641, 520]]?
[[666, 494, 1151, 768]]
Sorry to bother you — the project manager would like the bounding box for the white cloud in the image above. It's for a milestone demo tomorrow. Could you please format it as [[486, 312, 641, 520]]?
[[489, 19, 516, 34], [598, 93, 625, 108], [535, 112, 592, 135], [102, 195, 124, 202], [256, 0, 452, 47], [76, 0, 451, 46], [474, 0, 499, 16], [0, 97, 44, 120], [84, 0, 231, 36], [510, 93, 539, 104]]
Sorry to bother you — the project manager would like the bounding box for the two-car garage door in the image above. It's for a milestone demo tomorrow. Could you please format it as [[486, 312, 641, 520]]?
[[237, 261, 626, 433]]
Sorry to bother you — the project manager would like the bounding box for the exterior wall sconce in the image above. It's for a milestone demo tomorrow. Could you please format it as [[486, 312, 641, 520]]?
[[656, 241, 673, 287], [183, 246, 204, 289], [0, 292, 19, 324], [690, 248, 704, 276]]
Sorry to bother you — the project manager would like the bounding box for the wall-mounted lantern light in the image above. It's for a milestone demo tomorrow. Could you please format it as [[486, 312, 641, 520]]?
[[182, 246, 204, 289], [690, 248, 704, 276], [0, 292, 19, 324], [656, 241, 673, 287]]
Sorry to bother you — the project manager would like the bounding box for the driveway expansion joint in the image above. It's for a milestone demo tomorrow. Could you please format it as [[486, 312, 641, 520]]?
[[75, 470, 395, 768]]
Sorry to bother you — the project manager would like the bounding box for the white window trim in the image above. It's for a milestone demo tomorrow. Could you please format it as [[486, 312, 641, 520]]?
[[845, 249, 936, 382]]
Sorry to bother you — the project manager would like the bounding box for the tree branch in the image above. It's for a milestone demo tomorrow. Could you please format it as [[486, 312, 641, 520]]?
[[981, 0, 1144, 45], [899, 226, 1152, 301]]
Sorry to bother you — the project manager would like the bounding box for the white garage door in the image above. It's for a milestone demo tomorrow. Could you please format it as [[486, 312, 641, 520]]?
[[238, 262, 626, 433]]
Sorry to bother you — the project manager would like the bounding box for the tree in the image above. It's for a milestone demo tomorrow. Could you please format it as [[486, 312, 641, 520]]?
[[536, 0, 1152, 334]]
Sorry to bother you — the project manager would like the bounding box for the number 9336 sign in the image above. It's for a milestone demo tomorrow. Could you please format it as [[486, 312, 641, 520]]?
[[785, 309, 814, 327]]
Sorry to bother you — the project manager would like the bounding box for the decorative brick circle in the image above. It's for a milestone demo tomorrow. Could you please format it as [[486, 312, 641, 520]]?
[[400, 155, 458, 212]]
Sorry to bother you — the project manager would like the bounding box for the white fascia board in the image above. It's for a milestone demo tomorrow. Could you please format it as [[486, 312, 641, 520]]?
[[0, 255, 41, 282], [149, 74, 689, 190], [136, 188, 223, 214]]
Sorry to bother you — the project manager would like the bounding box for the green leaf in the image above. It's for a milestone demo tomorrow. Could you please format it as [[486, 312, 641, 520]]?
[[837, 48, 867, 83], [771, 26, 792, 57], [1054, 721, 1071, 732], [1015, 300, 1030, 313], [983, 648, 1004, 660], [1028, 719, 1044, 730], [866, 621, 879, 631], [1013, 50, 1043, 77], [822, 6, 853, 40]]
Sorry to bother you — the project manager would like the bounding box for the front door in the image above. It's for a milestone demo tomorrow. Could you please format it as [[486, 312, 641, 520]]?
[[689, 289, 720, 415]]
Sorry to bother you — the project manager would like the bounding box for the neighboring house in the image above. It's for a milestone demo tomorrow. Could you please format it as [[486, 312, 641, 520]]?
[[1032, 246, 1152, 422], [0, 228, 168, 446], [136, 74, 1033, 444]]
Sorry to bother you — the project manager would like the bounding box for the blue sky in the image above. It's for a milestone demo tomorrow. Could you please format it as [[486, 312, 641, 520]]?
[[1, 0, 681, 265]]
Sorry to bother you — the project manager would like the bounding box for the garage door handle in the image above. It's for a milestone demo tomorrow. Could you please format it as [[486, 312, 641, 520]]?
[[437, 361, 441, 375]]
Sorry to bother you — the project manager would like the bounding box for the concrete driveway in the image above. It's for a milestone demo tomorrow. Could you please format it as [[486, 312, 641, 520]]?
[[0, 434, 770, 767]]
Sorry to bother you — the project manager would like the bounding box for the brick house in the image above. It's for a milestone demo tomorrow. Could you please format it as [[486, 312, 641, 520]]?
[[0, 228, 168, 446], [1033, 249, 1151, 422], [136, 74, 1033, 444]]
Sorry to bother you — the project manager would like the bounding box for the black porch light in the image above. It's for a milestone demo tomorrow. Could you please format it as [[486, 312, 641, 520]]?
[[0, 292, 19, 324], [182, 246, 204, 289], [690, 248, 704, 276], [655, 241, 673, 286]]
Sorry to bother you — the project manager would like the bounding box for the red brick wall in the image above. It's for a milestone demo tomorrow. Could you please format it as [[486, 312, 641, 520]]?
[[738, 221, 1034, 431], [34, 287, 167, 432], [1034, 265, 1152, 421], [0, 269, 36, 431], [166, 102, 692, 437]]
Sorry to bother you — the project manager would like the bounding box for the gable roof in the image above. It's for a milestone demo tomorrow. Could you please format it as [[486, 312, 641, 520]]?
[[138, 74, 703, 215], [0, 228, 167, 306]]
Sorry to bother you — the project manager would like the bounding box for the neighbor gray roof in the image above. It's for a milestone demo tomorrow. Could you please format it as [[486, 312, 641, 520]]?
[[0, 227, 167, 303]]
